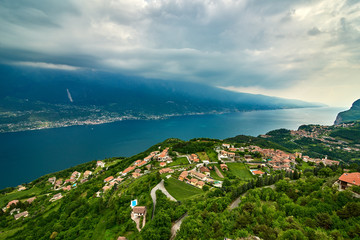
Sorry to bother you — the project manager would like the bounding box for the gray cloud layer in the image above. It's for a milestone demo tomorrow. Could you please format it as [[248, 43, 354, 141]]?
[[0, 0, 359, 105]]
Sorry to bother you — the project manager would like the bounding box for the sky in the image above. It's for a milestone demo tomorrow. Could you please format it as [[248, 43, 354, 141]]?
[[0, 0, 359, 107]]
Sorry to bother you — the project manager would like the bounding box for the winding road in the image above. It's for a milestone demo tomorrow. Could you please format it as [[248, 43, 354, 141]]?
[[150, 179, 177, 219], [170, 213, 188, 240], [228, 184, 276, 210]]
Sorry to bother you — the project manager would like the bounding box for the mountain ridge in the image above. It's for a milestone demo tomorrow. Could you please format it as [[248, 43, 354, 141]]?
[[0, 64, 323, 132], [335, 99, 360, 124]]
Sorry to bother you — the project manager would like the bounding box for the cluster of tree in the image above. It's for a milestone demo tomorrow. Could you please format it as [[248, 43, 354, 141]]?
[[225, 135, 291, 153], [172, 141, 215, 154], [3, 171, 161, 240], [140, 191, 186, 240], [176, 173, 360, 239]]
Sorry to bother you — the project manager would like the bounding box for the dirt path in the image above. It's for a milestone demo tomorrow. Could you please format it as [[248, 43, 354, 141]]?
[[214, 166, 224, 178], [151, 179, 177, 219], [170, 213, 188, 240]]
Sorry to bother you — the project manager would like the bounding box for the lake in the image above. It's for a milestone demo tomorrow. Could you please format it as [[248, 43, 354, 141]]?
[[0, 107, 344, 188]]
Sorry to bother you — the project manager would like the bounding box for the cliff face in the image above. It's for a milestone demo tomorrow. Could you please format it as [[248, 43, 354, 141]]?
[[335, 99, 360, 125]]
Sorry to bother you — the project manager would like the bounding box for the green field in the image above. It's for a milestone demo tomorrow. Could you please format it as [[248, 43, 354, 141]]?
[[196, 152, 209, 161], [165, 177, 203, 201], [227, 163, 254, 180], [167, 157, 189, 167], [208, 164, 225, 180], [0, 186, 42, 207]]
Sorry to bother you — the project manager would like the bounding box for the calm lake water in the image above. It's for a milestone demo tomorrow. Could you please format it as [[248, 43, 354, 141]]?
[[0, 107, 344, 188]]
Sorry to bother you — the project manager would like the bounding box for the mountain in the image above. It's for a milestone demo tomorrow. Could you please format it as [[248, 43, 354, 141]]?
[[0, 64, 322, 132], [335, 99, 360, 124]]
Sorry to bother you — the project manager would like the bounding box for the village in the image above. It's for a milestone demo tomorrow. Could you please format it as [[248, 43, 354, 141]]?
[[2, 140, 345, 227]]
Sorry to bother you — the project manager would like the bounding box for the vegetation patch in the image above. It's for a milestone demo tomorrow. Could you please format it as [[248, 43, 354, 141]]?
[[227, 162, 254, 180], [165, 177, 203, 201]]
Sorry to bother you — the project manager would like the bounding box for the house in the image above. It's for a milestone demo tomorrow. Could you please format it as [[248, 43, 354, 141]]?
[[26, 197, 36, 204], [138, 160, 147, 167], [222, 144, 230, 148], [190, 178, 199, 186], [145, 164, 152, 170], [84, 170, 92, 178], [117, 237, 128, 240], [135, 169, 141, 173], [132, 206, 146, 217], [220, 164, 228, 171], [160, 162, 167, 167], [122, 166, 136, 176], [103, 185, 112, 191], [189, 170, 207, 181], [48, 177, 56, 185], [157, 148, 170, 161], [55, 179, 63, 186], [71, 171, 81, 180], [189, 154, 199, 162], [323, 159, 340, 166], [65, 179, 76, 184], [337, 172, 360, 190], [17, 185, 26, 191], [132, 172, 141, 178], [104, 176, 114, 182], [227, 152, 236, 159], [199, 166, 210, 176], [62, 185, 71, 191], [252, 170, 265, 175], [97, 161, 105, 168], [159, 168, 174, 174], [14, 211, 29, 220], [179, 171, 188, 181], [6, 200, 19, 209], [50, 193, 63, 202], [134, 160, 142, 165], [197, 181, 205, 188]]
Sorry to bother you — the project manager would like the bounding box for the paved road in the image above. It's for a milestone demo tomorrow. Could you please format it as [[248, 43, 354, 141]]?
[[228, 184, 275, 210], [170, 213, 188, 240], [151, 179, 177, 219]]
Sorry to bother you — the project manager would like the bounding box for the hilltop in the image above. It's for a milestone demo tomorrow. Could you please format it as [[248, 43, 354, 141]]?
[[335, 99, 360, 124], [1, 124, 360, 239]]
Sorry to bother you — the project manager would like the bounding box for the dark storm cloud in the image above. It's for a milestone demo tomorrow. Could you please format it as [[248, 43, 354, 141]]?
[[0, 0, 359, 94]]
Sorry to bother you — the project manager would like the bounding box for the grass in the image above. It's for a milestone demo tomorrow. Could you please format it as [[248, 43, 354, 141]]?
[[167, 157, 189, 167], [196, 152, 209, 161], [208, 164, 225, 180], [165, 177, 203, 201], [206, 149, 218, 161], [0, 186, 42, 207], [0, 227, 23, 240], [227, 162, 254, 180], [299, 162, 315, 171]]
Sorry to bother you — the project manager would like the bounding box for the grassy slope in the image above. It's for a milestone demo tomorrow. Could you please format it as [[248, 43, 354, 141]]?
[[165, 177, 203, 201], [0, 186, 42, 207], [227, 162, 254, 180]]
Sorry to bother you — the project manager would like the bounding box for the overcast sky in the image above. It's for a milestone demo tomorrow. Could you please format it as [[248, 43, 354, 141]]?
[[0, 0, 359, 107]]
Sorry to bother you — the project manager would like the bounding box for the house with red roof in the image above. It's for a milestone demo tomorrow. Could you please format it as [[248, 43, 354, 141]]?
[[122, 166, 136, 176], [337, 172, 360, 190], [104, 176, 114, 183]]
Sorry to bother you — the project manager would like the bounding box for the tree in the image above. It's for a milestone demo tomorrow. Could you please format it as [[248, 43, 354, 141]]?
[[202, 185, 209, 192]]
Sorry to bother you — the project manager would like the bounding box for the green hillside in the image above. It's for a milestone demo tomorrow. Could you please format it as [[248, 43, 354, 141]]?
[[1, 129, 360, 240], [335, 99, 360, 124]]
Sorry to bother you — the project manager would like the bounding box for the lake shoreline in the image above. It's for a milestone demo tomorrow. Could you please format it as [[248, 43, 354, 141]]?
[[0, 106, 323, 134]]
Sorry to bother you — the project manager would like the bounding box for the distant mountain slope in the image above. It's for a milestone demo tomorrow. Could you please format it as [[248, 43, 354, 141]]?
[[335, 99, 360, 124], [0, 64, 321, 132]]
